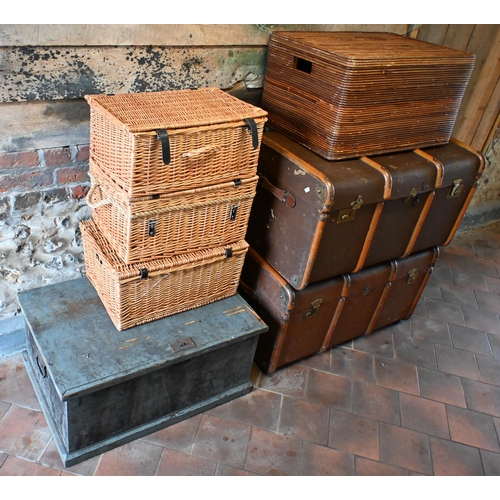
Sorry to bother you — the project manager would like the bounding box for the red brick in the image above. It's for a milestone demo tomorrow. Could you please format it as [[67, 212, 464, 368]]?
[[76, 145, 90, 163], [71, 184, 90, 199], [44, 147, 72, 167], [0, 151, 39, 169], [56, 167, 88, 184], [0, 171, 53, 193]]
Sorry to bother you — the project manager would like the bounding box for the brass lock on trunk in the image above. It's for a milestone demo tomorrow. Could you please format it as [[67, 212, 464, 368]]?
[[301, 298, 323, 320], [448, 179, 464, 198], [337, 195, 363, 223]]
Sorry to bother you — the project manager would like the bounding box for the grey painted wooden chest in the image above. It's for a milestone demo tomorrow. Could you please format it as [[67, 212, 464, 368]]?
[[19, 277, 267, 467]]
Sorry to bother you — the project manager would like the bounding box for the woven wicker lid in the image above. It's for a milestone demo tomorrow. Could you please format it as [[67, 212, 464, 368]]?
[[270, 31, 476, 67], [85, 87, 268, 133]]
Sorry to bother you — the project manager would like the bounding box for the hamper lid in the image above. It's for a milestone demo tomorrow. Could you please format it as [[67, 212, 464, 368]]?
[[85, 86, 268, 133], [270, 31, 476, 68]]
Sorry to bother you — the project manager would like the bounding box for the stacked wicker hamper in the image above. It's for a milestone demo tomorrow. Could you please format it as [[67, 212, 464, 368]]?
[[81, 87, 267, 331], [240, 31, 486, 373]]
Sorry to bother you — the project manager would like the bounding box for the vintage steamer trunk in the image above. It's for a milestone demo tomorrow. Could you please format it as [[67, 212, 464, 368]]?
[[20, 277, 267, 466], [87, 163, 258, 264], [239, 247, 438, 373], [246, 131, 483, 289], [85, 87, 268, 198], [80, 219, 248, 331], [262, 31, 475, 160]]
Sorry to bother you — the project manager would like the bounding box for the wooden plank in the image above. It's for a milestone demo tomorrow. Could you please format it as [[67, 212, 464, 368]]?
[[442, 25, 475, 51], [0, 24, 406, 47], [471, 77, 500, 152], [0, 100, 90, 153], [0, 46, 267, 103], [417, 24, 449, 45], [454, 27, 500, 145]]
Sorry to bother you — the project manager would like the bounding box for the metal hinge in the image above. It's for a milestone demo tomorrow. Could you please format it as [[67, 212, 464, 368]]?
[[230, 205, 239, 221], [301, 298, 323, 320], [448, 179, 464, 198], [169, 337, 196, 353], [148, 220, 157, 237], [337, 195, 363, 223]]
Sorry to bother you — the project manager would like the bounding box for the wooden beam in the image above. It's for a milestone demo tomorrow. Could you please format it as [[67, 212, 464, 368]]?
[[471, 77, 500, 153], [455, 27, 500, 145], [441, 25, 475, 51], [0, 24, 406, 47]]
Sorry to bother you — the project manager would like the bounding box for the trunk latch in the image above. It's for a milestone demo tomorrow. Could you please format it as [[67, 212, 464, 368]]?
[[448, 179, 464, 198], [301, 298, 323, 320], [337, 195, 363, 223], [405, 268, 418, 285]]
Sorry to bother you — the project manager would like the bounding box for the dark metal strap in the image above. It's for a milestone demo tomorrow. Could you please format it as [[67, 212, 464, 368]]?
[[140, 268, 149, 279], [244, 118, 259, 149], [156, 129, 171, 165], [225, 248, 233, 258]]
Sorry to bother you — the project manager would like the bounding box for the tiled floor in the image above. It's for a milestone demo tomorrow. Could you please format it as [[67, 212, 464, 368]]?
[[1, 223, 500, 476]]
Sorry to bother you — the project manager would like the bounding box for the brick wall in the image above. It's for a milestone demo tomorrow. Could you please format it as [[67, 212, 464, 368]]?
[[0, 145, 91, 320]]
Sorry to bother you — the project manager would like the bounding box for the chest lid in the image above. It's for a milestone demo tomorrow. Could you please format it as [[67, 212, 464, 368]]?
[[85, 87, 268, 133], [19, 278, 266, 401], [260, 131, 387, 212]]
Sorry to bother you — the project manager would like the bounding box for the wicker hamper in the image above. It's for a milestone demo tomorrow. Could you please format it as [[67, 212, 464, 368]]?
[[85, 87, 268, 197], [87, 164, 258, 264], [262, 31, 475, 160], [80, 219, 249, 331]]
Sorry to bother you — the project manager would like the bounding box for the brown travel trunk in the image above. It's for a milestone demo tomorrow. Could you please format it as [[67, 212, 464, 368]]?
[[246, 131, 483, 290], [239, 246, 439, 373]]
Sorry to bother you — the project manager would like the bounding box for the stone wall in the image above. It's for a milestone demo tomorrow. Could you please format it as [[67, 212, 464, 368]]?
[[0, 145, 91, 318]]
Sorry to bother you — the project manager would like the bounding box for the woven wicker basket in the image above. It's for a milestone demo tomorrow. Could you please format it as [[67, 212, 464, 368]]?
[[80, 220, 249, 331], [87, 164, 258, 264], [85, 87, 268, 197]]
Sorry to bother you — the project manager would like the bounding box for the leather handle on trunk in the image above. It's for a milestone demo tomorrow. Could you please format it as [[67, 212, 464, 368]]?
[[259, 175, 296, 208]]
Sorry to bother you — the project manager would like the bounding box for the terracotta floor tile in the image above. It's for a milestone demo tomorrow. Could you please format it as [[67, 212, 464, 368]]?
[[393, 334, 437, 370], [421, 276, 443, 300], [476, 290, 500, 315], [448, 324, 494, 356], [417, 366, 466, 407], [438, 249, 465, 270], [296, 350, 331, 372], [300, 441, 354, 476], [429, 436, 484, 475], [355, 456, 408, 475], [94, 439, 164, 476], [156, 448, 216, 476], [0, 453, 6, 468], [0, 405, 51, 462], [330, 347, 374, 384], [374, 356, 419, 395], [462, 305, 500, 335], [244, 427, 302, 476], [0, 401, 9, 420], [425, 298, 466, 327], [410, 315, 452, 346], [452, 269, 489, 293], [474, 245, 500, 263], [305, 368, 351, 412], [446, 405, 500, 452], [476, 354, 500, 386], [204, 399, 232, 419], [278, 396, 329, 445], [0, 360, 40, 410], [215, 463, 259, 475], [258, 364, 307, 399], [484, 275, 500, 295], [140, 414, 201, 453], [462, 379, 500, 418], [352, 380, 400, 425], [400, 393, 449, 439], [435, 343, 481, 380], [445, 239, 476, 258], [440, 282, 479, 309], [430, 263, 455, 284], [463, 255, 499, 278], [328, 408, 379, 460], [228, 388, 282, 431], [38, 438, 100, 476], [351, 328, 394, 358], [191, 414, 252, 469], [480, 450, 500, 475], [379, 422, 432, 475], [488, 334, 500, 358], [412, 298, 429, 318], [0, 455, 62, 476], [0, 356, 17, 380]]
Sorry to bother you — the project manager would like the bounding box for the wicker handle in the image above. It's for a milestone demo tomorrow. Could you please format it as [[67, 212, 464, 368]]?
[[181, 145, 220, 158], [86, 182, 112, 209]]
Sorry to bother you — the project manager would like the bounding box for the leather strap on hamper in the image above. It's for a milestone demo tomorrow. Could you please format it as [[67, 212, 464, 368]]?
[[243, 118, 259, 149], [259, 175, 296, 208], [156, 129, 171, 165]]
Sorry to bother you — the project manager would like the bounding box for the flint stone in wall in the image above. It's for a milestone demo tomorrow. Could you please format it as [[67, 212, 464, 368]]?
[[0, 190, 91, 320]]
